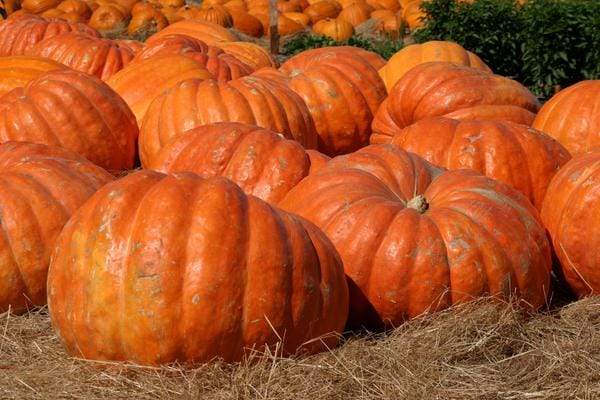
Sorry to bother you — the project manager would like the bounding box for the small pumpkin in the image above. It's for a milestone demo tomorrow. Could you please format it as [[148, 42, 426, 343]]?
[[127, 7, 169, 37], [366, 0, 399, 11], [88, 4, 128, 32], [337, 2, 371, 26], [57, 0, 92, 18], [196, 5, 233, 27], [215, 40, 277, 69], [303, 0, 341, 24], [282, 11, 310, 26], [401, 0, 424, 30], [231, 11, 264, 37], [22, 0, 61, 13], [312, 17, 353, 40], [149, 19, 238, 44], [277, 15, 305, 36]]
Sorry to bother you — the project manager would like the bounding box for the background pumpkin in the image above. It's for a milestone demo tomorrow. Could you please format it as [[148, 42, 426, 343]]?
[[541, 152, 600, 298], [303, 0, 341, 24], [0, 55, 66, 96], [279, 144, 552, 328], [0, 141, 113, 315], [0, 69, 138, 171], [312, 18, 354, 40], [196, 5, 233, 27], [371, 62, 541, 144], [127, 7, 169, 37], [139, 74, 318, 165], [48, 170, 349, 365], [150, 122, 324, 203], [215, 41, 277, 69], [107, 54, 213, 124], [389, 118, 571, 209], [88, 4, 128, 32], [149, 19, 238, 44], [532, 80, 600, 156], [230, 11, 264, 37]]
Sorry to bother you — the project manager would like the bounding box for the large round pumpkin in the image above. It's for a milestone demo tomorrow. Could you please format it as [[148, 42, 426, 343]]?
[[0, 69, 138, 170], [279, 144, 552, 328], [0, 141, 113, 314], [27, 32, 136, 80], [371, 62, 541, 144], [0, 13, 99, 56], [148, 19, 239, 44], [541, 152, 600, 297], [532, 80, 600, 156], [0, 56, 66, 96], [389, 118, 571, 209], [47, 170, 349, 365], [379, 41, 491, 91], [139, 74, 317, 165], [281, 45, 385, 71], [215, 41, 277, 69], [150, 122, 327, 203], [107, 54, 213, 124], [278, 46, 387, 156], [134, 34, 253, 81]]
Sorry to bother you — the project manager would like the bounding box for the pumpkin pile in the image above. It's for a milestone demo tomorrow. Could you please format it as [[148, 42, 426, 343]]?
[[0, 21, 599, 368], [0, 0, 427, 41]]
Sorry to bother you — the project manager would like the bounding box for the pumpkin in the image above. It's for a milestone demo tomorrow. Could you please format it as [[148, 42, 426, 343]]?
[[114, 38, 145, 53], [0, 56, 66, 96], [303, 0, 341, 24], [88, 4, 128, 32], [160, 6, 183, 23], [48, 170, 349, 365], [41, 8, 66, 17], [247, 9, 268, 32], [277, 0, 301, 13], [0, 13, 99, 56], [337, 2, 371, 26], [107, 55, 212, 124], [223, 0, 247, 12], [389, 118, 571, 209], [379, 41, 491, 91], [27, 32, 136, 80], [127, 8, 169, 37], [1, 0, 20, 15], [149, 122, 321, 203], [377, 14, 401, 38], [366, 0, 399, 11], [0, 142, 113, 315], [370, 8, 394, 20], [401, 0, 424, 29], [282, 11, 310, 26], [174, 4, 202, 19], [541, 152, 600, 298], [196, 5, 233, 27], [231, 11, 263, 37], [131, 1, 158, 14], [281, 44, 385, 71], [22, 0, 61, 13], [277, 15, 305, 36], [135, 34, 253, 81], [532, 80, 600, 156], [0, 70, 138, 170], [158, 0, 183, 7], [312, 18, 353, 40], [371, 62, 541, 144], [149, 19, 238, 44], [57, 0, 92, 18], [61, 10, 89, 21], [139, 75, 318, 165], [215, 41, 277, 69], [279, 46, 387, 155], [279, 144, 552, 328]]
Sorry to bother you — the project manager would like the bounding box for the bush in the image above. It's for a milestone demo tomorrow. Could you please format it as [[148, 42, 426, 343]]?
[[281, 34, 403, 60], [414, 0, 600, 99]]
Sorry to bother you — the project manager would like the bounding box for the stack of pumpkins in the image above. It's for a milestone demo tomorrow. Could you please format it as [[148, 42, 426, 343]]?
[[0, 26, 599, 368], [1, 0, 426, 40]]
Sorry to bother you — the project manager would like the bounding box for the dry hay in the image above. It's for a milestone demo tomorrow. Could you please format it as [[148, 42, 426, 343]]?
[[1, 296, 599, 400]]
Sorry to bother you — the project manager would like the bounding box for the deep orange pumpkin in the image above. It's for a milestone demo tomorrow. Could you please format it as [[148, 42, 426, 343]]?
[[0, 56, 66, 96], [279, 144, 552, 328], [371, 62, 541, 144], [149, 19, 239, 44], [303, 0, 341, 24], [215, 41, 277, 69], [0, 141, 113, 314], [389, 118, 571, 209], [0, 69, 138, 171], [48, 170, 349, 365]]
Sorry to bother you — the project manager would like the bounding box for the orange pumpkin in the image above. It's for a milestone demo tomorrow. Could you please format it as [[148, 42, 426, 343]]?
[[366, 0, 399, 11], [371, 62, 540, 144], [57, 0, 92, 18], [401, 0, 424, 30], [277, 15, 305, 35], [279, 144, 552, 328], [281, 44, 385, 70], [88, 4, 128, 32], [541, 152, 600, 298], [149, 19, 238, 44], [160, 6, 183, 23], [282, 11, 310, 26], [389, 118, 571, 209], [277, 0, 301, 13], [28, 32, 136, 80], [196, 5, 233, 27], [303, 0, 341, 24], [41, 8, 66, 17], [150, 122, 321, 202], [370, 8, 395, 20], [231, 11, 264, 37], [127, 7, 169, 37], [379, 41, 491, 91], [139, 75, 318, 164], [532, 80, 600, 156], [215, 41, 277, 69], [158, 0, 183, 7], [0, 142, 113, 315], [312, 17, 353, 40], [0, 69, 138, 170], [0, 56, 66, 96], [22, 0, 61, 13], [107, 55, 213, 124], [337, 2, 372, 26], [223, 0, 246, 12]]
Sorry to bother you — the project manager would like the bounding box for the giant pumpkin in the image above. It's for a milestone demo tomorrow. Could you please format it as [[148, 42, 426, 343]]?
[[0, 13, 99, 56], [371, 62, 541, 144], [148, 19, 238, 44], [216, 41, 277, 69], [149, 122, 326, 203], [0, 69, 138, 171], [379, 41, 491, 91], [27, 32, 136, 80], [107, 54, 213, 124], [532, 80, 600, 156], [389, 118, 570, 209], [0, 141, 113, 314], [0, 56, 66, 96], [139, 74, 317, 165], [279, 144, 552, 328], [47, 170, 349, 364]]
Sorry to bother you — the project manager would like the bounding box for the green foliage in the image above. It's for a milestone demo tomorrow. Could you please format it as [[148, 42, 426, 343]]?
[[414, 0, 600, 99], [281, 34, 403, 60]]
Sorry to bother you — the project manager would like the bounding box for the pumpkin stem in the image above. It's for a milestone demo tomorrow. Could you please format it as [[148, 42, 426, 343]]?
[[406, 195, 428, 214]]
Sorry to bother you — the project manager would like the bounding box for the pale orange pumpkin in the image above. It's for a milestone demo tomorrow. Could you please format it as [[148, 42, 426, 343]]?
[[312, 17, 353, 40]]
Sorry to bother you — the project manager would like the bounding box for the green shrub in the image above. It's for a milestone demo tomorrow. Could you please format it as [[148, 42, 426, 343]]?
[[414, 0, 600, 99]]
